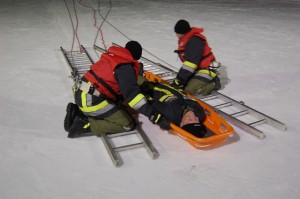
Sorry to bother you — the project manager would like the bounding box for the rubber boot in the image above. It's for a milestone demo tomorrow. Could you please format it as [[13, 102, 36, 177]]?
[[64, 102, 80, 132], [68, 116, 91, 138]]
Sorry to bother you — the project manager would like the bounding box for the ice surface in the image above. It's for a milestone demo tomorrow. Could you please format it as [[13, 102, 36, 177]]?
[[1, 0, 300, 199]]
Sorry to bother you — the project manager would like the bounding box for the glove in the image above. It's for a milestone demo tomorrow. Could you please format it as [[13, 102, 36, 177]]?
[[149, 111, 171, 130], [171, 79, 184, 93], [140, 80, 155, 96]]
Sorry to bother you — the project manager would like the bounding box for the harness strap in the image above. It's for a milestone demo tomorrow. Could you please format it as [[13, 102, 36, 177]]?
[[88, 70, 123, 103], [79, 81, 101, 97]]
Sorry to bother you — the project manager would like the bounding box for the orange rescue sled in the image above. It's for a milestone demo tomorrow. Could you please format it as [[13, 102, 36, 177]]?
[[144, 71, 235, 149]]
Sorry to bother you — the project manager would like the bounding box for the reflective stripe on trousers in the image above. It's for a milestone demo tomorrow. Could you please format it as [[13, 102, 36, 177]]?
[[195, 69, 217, 81], [75, 89, 116, 117]]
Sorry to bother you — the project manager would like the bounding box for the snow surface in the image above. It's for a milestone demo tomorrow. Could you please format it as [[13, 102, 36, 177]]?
[[1, 0, 300, 198]]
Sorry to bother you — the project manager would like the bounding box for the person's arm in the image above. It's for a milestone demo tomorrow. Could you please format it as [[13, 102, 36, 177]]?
[[115, 64, 153, 117], [115, 64, 171, 130], [175, 37, 205, 86]]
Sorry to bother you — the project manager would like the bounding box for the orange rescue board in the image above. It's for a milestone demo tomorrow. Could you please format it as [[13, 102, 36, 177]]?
[[144, 71, 235, 149]]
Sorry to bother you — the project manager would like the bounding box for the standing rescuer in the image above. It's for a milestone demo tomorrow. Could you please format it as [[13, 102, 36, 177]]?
[[172, 19, 221, 96], [64, 41, 170, 138]]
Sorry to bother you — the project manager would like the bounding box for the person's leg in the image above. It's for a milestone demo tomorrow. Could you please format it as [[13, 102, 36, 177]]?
[[89, 108, 136, 136], [185, 78, 216, 96]]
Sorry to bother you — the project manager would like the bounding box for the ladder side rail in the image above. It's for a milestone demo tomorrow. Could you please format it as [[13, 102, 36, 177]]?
[[100, 134, 123, 167], [60, 47, 84, 87], [215, 92, 287, 131], [60, 47, 77, 76], [81, 45, 96, 65], [93, 44, 107, 54], [136, 128, 159, 159], [216, 110, 265, 139]]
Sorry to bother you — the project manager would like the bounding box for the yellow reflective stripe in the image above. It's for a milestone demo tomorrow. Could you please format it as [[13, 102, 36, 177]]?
[[198, 69, 217, 78], [159, 94, 173, 102], [153, 87, 173, 102], [80, 91, 109, 113], [155, 114, 161, 123], [81, 91, 87, 107], [147, 96, 153, 100], [183, 61, 197, 69], [128, 93, 146, 108], [83, 123, 90, 129], [164, 83, 185, 95], [80, 100, 109, 113], [153, 87, 172, 95], [174, 79, 180, 85]]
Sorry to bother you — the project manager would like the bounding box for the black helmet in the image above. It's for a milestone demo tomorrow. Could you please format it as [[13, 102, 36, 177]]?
[[182, 123, 207, 138], [174, 19, 191, 34], [125, 41, 142, 60]]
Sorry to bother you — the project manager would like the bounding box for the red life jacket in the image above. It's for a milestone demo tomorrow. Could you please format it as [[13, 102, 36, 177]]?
[[177, 27, 215, 69], [84, 46, 140, 101]]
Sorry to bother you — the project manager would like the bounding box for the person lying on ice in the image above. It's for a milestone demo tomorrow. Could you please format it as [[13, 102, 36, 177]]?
[[64, 41, 171, 138], [172, 19, 222, 96], [138, 76, 207, 138]]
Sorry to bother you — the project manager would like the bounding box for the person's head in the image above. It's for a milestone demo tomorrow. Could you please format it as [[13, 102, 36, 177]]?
[[125, 41, 142, 60], [174, 19, 191, 39], [180, 110, 206, 138]]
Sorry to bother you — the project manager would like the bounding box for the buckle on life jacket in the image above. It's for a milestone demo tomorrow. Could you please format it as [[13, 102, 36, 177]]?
[[79, 81, 101, 97], [209, 61, 222, 72], [88, 85, 95, 95]]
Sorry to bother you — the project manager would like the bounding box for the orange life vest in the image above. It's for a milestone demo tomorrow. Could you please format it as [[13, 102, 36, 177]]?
[[84, 46, 140, 101], [177, 27, 215, 69]]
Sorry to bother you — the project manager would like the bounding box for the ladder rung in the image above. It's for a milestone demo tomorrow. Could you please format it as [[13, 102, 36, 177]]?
[[147, 68, 160, 72], [214, 101, 232, 109], [75, 66, 89, 69], [153, 70, 167, 75], [200, 95, 218, 101], [107, 130, 138, 138], [71, 60, 91, 64], [66, 56, 89, 61], [231, 110, 249, 117], [77, 69, 90, 72], [248, 119, 267, 127], [114, 142, 145, 152]]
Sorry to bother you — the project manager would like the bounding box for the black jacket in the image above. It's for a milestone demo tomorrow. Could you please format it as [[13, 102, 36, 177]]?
[[142, 83, 205, 126]]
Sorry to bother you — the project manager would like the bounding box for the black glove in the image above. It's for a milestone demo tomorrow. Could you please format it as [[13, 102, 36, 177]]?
[[171, 79, 184, 93], [140, 80, 155, 96], [149, 111, 171, 130]]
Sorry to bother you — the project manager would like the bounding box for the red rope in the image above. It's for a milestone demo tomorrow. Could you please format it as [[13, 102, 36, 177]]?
[[78, 0, 107, 50], [72, 0, 83, 53]]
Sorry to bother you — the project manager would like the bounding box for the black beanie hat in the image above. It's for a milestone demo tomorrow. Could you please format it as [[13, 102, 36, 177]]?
[[182, 123, 207, 138], [125, 41, 142, 60], [174, 19, 191, 34]]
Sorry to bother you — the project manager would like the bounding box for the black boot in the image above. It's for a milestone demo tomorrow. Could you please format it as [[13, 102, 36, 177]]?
[[64, 103, 80, 132], [68, 115, 91, 138]]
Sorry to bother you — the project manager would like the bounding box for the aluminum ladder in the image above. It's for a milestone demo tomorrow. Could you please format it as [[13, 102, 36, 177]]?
[[60, 46, 159, 167], [94, 44, 287, 139], [197, 92, 287, 139]]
